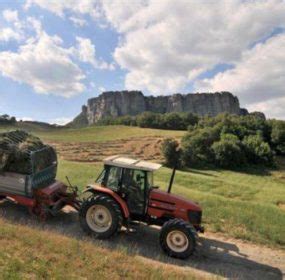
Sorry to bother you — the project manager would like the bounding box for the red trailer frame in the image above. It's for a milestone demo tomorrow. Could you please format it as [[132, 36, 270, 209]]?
[[0, 181, 80, 220]]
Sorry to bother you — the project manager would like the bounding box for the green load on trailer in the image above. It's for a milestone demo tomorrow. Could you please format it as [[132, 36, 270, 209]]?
[[0, 130, 57, 175]]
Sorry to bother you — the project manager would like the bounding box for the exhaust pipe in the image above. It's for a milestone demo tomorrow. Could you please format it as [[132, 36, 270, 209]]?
[[167, 167, 176, 193]]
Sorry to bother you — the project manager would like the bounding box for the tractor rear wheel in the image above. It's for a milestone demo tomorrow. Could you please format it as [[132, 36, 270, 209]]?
[[79, 194, 123, 239], [160, 218, 197, 259]]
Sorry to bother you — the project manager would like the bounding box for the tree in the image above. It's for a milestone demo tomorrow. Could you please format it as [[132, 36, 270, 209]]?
[[270, 120, 285, 155], [162, 113, 185, 130], [211, 134, 245, 168], [161, 138, 181, 167], [181, 127, 220, 166], [242, 134, 274, 165], [137, 112, 162, 128]]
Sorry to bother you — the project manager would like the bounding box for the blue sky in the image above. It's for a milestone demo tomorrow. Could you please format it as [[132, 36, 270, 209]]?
[[0, 1, 125, 123], [0, 0, 285, 123]]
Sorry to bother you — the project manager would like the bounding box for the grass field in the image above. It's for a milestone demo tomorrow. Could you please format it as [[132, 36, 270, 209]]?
[[0, 123, 184, 142]]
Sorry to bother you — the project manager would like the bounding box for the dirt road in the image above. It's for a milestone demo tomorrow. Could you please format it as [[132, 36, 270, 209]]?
[[0, 202, 284, 279]]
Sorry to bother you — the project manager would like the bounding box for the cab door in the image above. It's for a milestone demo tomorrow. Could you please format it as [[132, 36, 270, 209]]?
[[121, 168, 146, 216]]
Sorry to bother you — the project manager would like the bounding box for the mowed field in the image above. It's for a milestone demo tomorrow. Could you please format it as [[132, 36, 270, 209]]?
[[1, 124, 285, 279]]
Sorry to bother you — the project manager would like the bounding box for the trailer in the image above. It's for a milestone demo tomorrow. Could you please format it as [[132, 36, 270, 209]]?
[[0, 131, 80, 220]]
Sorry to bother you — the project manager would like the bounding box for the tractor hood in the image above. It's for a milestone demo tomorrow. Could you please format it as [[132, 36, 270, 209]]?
[[149, 188, 202, 212]]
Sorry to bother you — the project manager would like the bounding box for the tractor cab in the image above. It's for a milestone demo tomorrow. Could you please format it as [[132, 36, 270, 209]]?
[[95, 155, 161, 218]]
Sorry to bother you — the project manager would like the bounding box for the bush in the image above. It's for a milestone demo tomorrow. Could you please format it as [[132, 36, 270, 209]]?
[[137, 112, 162, 128], [242, 135, 274, 166], [211, 134, 245, 168], [181, 127, 220, 166], [161, 138, 181, 167], [270, 120, 285, 155], [161, 113, 185, 130]]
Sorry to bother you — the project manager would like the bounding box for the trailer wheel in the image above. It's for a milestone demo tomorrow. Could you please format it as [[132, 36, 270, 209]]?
[[160, 219, 196, 259], [79, 194, 123, 239]]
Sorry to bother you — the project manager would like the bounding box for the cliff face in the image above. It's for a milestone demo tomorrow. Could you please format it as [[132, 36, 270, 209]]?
[[72, 91, 244, 125]]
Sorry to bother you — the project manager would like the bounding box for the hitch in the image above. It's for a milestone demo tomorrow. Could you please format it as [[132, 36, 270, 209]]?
[[66, 176, 79, 194]]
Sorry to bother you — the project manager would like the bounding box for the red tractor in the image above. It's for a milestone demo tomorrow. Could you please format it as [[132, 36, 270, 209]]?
[[80, 155, 204, 259]]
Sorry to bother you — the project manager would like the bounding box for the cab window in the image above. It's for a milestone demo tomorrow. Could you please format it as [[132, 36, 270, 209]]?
[[106, 166, 122, 191], [96, 168, 106, 184]]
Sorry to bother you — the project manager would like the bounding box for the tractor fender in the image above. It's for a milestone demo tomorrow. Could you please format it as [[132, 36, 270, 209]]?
[[83, 184, 130, 219]]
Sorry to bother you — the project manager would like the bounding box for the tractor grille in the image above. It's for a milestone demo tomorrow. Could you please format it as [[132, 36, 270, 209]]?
[[188, 210, 202, 225]]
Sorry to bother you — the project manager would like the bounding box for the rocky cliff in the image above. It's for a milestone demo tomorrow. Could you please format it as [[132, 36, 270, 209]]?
[[71, 91, 245, 126]]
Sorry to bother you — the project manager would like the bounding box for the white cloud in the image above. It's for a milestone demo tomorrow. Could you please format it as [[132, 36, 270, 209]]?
[[108, 0, 285, 94], [100, 0, 146, 32], [0, 32, 85, 97], [0, 28, 22, 42], [2, 9, 19, 23], [25, 0, 101, 19], [196, 34, 285, 119], [50, 117, 72, 125], [98, 86, 106, 92], [75, 36, 114, 70], [18, 116, 34, 121], [1, 9, 23, 42], [247, 97, 285, 120], [69, 16, 87, 27]]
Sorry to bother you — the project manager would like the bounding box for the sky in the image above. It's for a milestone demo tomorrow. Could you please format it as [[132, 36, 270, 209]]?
[[0, 0, 284, 124]]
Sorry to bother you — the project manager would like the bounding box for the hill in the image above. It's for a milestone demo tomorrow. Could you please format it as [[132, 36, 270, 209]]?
[[0, 116, 58, 131]]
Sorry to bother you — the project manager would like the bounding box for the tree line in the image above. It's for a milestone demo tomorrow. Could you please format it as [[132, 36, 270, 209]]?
[[0, 114, 16, 125], [97, 111, 199, 130], [161, 113, 285, 168], [98, 111, 285, 168]]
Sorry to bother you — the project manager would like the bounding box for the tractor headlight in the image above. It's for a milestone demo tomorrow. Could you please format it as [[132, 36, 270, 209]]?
[[188, 210, 202, 225]]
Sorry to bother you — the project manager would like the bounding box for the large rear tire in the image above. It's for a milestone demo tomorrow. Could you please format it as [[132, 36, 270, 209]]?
[[160, 218, 197, 259], [79, 194, 123, 239]]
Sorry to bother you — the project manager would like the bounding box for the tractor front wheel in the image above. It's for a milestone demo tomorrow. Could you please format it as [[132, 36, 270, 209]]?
[[160, 218, 197, 259], [79, 194, 123, 239]]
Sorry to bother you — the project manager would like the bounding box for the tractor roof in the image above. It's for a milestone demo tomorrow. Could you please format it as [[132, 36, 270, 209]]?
[[103, 155, 162, 171]]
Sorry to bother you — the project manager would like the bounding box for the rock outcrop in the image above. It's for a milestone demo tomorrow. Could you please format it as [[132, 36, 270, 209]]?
[[71, 91, 245, 126]]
